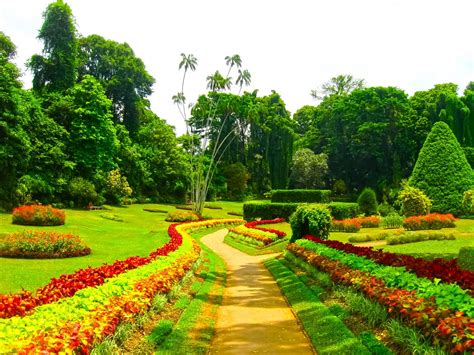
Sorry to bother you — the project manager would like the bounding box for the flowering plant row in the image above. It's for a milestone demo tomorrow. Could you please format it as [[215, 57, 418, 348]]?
[[230, 218, 287, 246], [287, 242, 474, 353], [301, 237, 473, 315], [12, 205, 65, 226], [403, 213, 456, 230], [244, 218, 287, 237], [0, 219, 243, 319], [0, 238, 200, 353], [331, 218, 361, 232], [0, 230, 91, 259], [303, 235, 474, 293]]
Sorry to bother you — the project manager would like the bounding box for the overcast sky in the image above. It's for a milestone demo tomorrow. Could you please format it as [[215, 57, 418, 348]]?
[[1, 0, 473, 134]]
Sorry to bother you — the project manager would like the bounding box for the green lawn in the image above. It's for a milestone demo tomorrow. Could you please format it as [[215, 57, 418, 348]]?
[[0, 202, 244, 294]]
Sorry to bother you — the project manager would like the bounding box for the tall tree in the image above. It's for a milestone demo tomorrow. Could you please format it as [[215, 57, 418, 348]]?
[[310, 74, 365, 100], [29, 0, 78, 93], [66, 75, 119, 177], [78, 34, 155, 134]]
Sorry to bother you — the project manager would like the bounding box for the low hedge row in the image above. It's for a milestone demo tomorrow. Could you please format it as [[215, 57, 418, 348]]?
[[243, 202, 300, 220], [327, 202, 359, 220], [271, 189, 332, 203]]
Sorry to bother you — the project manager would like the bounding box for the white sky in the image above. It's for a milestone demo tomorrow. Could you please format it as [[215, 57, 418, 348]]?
[[1, 0, 473, 135]]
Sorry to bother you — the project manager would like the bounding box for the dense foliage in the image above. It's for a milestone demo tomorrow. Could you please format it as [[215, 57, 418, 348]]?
[[327, 202, 359, 219], [289, 204, 332, 242], [409, 122, 474, 214], [243, 201, 300, 220]]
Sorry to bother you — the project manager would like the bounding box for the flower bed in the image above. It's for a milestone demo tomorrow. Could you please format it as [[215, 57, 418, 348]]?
[[287, 240, 474, 353], [12, 205, 65, 226], [403, 213, 456, 230], [0, 218, 243, 353], [0, 219, 243, 319], [303, 236, 474, 293], [229, 218, 287, 246], [0, 231, 91, 259]]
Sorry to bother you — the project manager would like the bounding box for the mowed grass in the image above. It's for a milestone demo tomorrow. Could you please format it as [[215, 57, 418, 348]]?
[[0, 202, 243, 294]]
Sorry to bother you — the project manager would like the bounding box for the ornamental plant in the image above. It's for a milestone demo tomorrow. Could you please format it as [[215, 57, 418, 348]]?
[[331, 219, 361, 233], [409, 121, 474, 215], [290, 204, 331, 242], [0, 230, 90, 258], [461, 189, 474, 215], [357, 188, 378, 216], [403, 213, 456, 230], [397, 182, 432, 217], [12, 205, 65, 226]]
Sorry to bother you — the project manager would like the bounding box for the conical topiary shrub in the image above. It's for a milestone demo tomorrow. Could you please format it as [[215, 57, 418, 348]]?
[[409, 121, 474, 214]]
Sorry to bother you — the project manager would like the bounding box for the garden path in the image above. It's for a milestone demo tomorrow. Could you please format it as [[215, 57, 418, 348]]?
[[201, 229, 315, 354]]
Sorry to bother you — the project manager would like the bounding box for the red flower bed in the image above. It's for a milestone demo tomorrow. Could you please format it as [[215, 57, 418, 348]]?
[[12, 205, 65, 226], [244, 218, 287, 237], [0, 223, 183, 319], [403, 213, 456, 230], [303, 235, 474, 294], [288, 243, 474, 353]]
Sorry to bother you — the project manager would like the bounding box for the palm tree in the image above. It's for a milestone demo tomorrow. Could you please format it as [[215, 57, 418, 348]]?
[[206, 71, 232, 92], [174, 53, 198, 120], [236, 69, 251, 94], [225, 54, 242, 77]]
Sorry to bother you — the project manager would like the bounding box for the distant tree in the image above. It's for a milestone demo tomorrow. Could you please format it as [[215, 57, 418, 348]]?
[[206, 71, 232, 92], [293, 105, 318, 136], [409, 121, 474, 214], [29, 0, 78, 93], [0, 31, 16, 59], [78, 34, 155, 134], [289, 148, 328, 189], [311, 74, 365, 100]]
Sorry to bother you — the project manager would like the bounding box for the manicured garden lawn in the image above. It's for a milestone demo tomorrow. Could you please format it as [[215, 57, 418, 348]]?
[[0, 202, 243, 294]]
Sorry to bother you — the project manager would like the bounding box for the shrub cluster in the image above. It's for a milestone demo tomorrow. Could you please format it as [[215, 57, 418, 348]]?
[[165, 211, 200, 222], [387, 232, 455, 245], [403, 213, 456, 230], [243, 201, 299, 220], [397, 183, 432, 217], [348, 232, 390, 243], [358, 216, 380, 228], [289, 204, 331, 242], [12, 205, 65, 226], [271, 189, 332, 203], [327, 202, 359, 220], [0, 230, 90, 258]]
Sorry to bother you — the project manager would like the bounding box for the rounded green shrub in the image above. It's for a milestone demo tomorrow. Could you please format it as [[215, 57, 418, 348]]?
[[461, 189, 474, 215], [289, 204, 332, 242], [409, 121, 474, 215], [357, 188, 378, 216], [457, 247, 474, 271], [397, 183, 432, 217], [68, 177, 98, 208], [382, 213, 404, 229]]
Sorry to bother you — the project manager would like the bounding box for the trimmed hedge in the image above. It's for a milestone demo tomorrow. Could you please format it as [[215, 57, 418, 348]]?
[[271, 189, 332, 203], [243, 201, 300, 220], [327, 202, 359, 220]]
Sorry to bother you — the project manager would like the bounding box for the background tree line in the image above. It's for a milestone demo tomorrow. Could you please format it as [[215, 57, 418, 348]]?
[[1, 1, 473, 208]]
